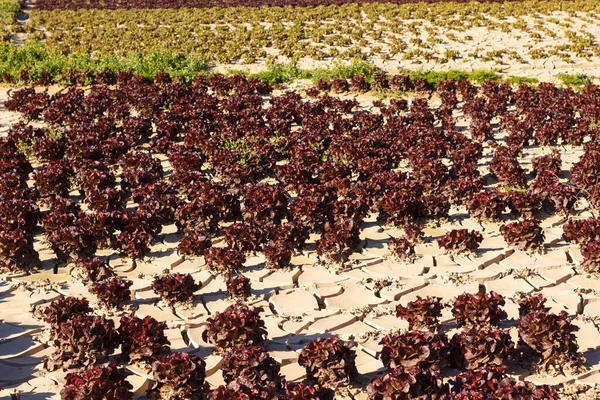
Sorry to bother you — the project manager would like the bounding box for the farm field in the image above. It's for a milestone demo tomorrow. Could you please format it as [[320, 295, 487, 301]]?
[[0, 0, 599, 82], [15, 1, 600, 80], [2, 0, 600, 399]]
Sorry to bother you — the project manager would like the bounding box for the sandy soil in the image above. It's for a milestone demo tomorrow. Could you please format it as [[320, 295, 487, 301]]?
[[229, 11, 600, 83]]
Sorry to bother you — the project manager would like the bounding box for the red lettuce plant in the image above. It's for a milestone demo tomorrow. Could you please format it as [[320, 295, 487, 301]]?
[[469, 118, 493, 142], [208, 378, 277, 400], [531, 170, 559, 197], [396, 297, 443, 332], [298, 336, 358, 388], [444, 176, 485, 207], [517, 311, 585, 373], [451, 139, 482, 168], [269, 221, 310, 253], [489, 153, 526, 187], [507, 381, 560, 399], [505, 191, 541, 219], [33, 160, 73, 201], [178, 233, 212, 257], [450, 365, 508, 394], [331, 78, 349, 94], [0, 198, 39, 231], [118, 315, 170, 364], [114, 229, 154, 268], [151, 273, 199, 307], [169, 147, 205, 173], [44, 314, 118, 371], [390, 75, 412, 92], [121, 151, 163, 190], [450, 328, 514, 370], [288, 192, 334, 233], [0, 229, 40, 272], [0, 169, 33, 194], [331, 198, 370, 222], [376, 192, 420, 227], [452, 291, 507, 328], [412, 78, 432, 93], [205, 247, 246, 274], [449, 389, 489, 399], [0, 172, 35, 202], [349, 75, 370, 93], [285, 383, 334, 400], [61, 362, 133, 400], [466, 190, 506, 222], [42, 296, 92, 332], [75, 257, 116, 284], [532, 151, 562, 177], [221, 346, 283, 389], [263, 240, 294, 269], [5, 88, 50, 120], [148, 352, 208, 400], [86, 211, 124, 249], [242, 184, 289, 226], [46, 225, 97, 264], [404, 223, 424, 244], [543, 184, 578, 215], [122, 208, 162, 238], [44, 197, 80, 215], [85, 187, 128, 212], [581, 241, 600, 273], [420, 194, 451, 221], [388, 236, 415, 261], [226, 273, 252, 299], [315, 219, 362, 264], [366, 366, 448, 400], [411, 158, 449, 193], [192, 183, 241, 222], [314, 78, 331, 92], [223, 222, 266, 254], [379, 331, 449, 371], [500, 218, 545, 252], [437, 229, 483, 255], [74, 160, 116, 197], [570, 146, 600, 190], [203, 304, 267, 351], [517, 293, 550, 317], [175, 198, 220, 234], [562, 218, 600, 244], [90, 277, 132, 309], [451, 366, 558, 399]]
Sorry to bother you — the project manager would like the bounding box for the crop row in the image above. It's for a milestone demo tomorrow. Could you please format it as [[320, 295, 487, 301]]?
[[26, 0, 600, 65], [33, 0, 510, 10], [1, 42, 586, 88], [42, 290, 573, 399], [0, 47, 504, 88], [0, 0, 20, 41], [0, 44, 529, 88]]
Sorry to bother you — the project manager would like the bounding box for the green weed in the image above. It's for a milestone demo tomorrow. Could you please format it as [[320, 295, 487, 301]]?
[[557, 73, 592, 87]]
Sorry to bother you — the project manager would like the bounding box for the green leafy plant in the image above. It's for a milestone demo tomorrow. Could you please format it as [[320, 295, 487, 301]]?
[[558, 73, 592, 87]]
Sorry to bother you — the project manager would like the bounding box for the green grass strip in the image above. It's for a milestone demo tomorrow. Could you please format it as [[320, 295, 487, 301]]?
[[0, 41, 208, 83], [557, 73, 592, 87], [0, 42, 588, 89]]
